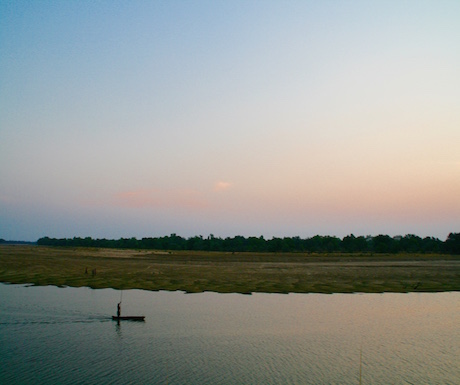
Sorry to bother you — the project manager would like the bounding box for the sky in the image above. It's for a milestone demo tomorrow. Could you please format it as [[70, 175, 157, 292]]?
[[1, 1, 459, 241]]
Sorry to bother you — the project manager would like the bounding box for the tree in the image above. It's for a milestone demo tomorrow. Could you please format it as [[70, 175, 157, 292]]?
[[445, 233, 460, 254], [372, 235, 397, 253], [399, 234, 422, 253], [342, 234, 368, 252]]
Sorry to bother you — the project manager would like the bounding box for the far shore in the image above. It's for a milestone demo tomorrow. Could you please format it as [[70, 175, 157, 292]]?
[[0, 245, 459, 294]]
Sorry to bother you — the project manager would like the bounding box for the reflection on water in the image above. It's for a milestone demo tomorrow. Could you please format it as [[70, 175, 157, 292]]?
[[0, 283, 458, 384]]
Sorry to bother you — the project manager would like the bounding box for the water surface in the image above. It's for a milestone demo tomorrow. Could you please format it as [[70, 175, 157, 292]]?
[[0, 284, 458, 384]]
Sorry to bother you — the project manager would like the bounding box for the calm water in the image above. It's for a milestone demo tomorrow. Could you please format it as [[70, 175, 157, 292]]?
[[0, 284, 458, 384]]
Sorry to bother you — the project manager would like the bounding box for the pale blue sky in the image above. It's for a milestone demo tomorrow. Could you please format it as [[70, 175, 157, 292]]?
[[1, 1, 459, 241]]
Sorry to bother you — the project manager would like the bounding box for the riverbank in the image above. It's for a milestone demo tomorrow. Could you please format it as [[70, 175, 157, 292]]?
[[1, 245, 459, 293]]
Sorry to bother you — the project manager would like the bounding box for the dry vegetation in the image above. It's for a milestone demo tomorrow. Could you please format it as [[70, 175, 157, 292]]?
[[1, 245, 459, 293]]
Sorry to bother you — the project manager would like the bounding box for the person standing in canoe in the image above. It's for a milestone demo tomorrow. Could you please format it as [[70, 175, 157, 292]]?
[[117, 302, 121, 318]]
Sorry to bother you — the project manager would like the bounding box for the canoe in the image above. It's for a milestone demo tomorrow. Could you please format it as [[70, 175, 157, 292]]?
[[112, 316, 145, 321]]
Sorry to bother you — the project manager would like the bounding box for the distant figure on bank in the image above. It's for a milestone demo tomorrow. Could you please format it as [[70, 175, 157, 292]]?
[[117, 302, 121, 318]]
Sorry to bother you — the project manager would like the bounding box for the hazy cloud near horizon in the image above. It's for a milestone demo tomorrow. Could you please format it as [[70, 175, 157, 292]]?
[[1, 1, 459, 241]]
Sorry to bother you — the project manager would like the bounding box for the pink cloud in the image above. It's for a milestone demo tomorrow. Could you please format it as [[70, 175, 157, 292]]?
[[214, 181, 232, 192], [112, 188, 208, 209]]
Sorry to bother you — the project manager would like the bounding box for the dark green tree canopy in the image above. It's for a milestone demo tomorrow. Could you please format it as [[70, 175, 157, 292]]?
[[36, 233, 458, 254]]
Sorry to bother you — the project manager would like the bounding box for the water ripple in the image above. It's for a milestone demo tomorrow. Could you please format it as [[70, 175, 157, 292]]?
[[1, 285, 458, 384]]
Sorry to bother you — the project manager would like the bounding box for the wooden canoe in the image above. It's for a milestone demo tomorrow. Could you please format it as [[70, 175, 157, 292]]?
[[112, 316, 145, 321]]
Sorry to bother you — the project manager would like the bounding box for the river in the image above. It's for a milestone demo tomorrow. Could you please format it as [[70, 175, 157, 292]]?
[[0, 283, 458, 384]]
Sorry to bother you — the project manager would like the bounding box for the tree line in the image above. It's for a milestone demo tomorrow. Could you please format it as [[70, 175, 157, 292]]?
[[36, 233, 460, 254], [0, 239, 36, 245]]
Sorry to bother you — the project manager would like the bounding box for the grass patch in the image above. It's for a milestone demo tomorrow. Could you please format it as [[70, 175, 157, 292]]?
[[0, 245, 459, 294]]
